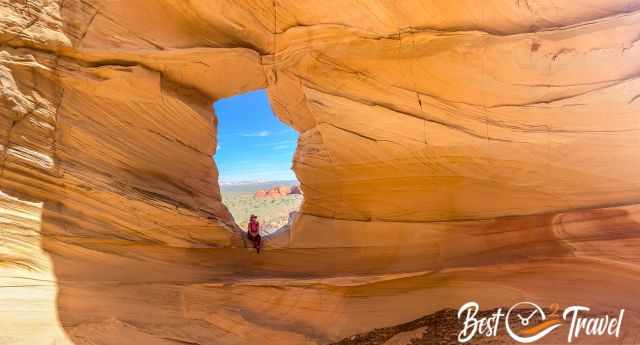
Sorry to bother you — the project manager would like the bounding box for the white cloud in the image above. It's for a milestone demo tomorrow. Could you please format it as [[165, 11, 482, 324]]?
[[256, 139, 296, 148], [242, 131, 271, 137]]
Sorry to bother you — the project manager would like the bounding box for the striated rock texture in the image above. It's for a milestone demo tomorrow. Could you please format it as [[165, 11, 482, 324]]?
[[1, 1, 640, 344]]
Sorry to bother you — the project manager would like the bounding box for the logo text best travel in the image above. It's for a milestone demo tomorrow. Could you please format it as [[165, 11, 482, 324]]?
[[457, 301, 624, 343]]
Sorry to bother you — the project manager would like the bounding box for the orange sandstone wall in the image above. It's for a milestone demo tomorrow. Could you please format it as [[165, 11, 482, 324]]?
[[1, 1, 640, 344]]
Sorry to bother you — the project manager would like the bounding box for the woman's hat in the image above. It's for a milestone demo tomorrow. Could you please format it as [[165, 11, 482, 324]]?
[[250, 214, 257, 219]]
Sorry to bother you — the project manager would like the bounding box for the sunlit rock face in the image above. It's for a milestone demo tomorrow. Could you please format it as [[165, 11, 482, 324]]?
[[1, 1, 640, 344]]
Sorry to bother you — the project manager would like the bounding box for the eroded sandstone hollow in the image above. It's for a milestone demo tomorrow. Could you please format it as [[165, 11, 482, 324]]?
[[2, 1, 640, 344]]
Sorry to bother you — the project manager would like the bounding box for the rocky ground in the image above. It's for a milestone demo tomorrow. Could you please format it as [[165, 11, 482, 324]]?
[[330, 308, 604, 345], [222, 190, 302, 234]]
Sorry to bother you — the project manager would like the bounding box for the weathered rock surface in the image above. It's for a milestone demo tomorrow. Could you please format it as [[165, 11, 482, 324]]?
[[1, 1, 640, 344]]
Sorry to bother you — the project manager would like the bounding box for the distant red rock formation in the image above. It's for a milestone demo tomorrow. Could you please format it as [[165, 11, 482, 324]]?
[[290, 186, 301, 195], [254, 185, 302, 198]]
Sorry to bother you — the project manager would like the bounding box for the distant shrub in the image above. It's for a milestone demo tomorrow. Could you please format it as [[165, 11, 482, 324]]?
[[221, 192, 302, 234]]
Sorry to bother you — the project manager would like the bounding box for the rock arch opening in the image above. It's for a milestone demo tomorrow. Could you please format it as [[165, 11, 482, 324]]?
[[213, 89, 301, 235]]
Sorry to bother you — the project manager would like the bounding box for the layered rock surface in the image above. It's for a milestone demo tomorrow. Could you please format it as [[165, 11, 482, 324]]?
[[1, 1, 640, 344]]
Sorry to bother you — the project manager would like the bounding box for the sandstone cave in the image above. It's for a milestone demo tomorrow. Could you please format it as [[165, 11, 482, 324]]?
[[1, 1, 640, 345]]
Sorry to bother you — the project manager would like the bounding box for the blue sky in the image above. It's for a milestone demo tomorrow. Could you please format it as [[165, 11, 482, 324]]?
[[213, 89, 298, 183]]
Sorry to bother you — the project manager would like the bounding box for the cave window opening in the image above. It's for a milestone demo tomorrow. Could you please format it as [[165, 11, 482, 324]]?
[[213, 89, 301, 235]]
